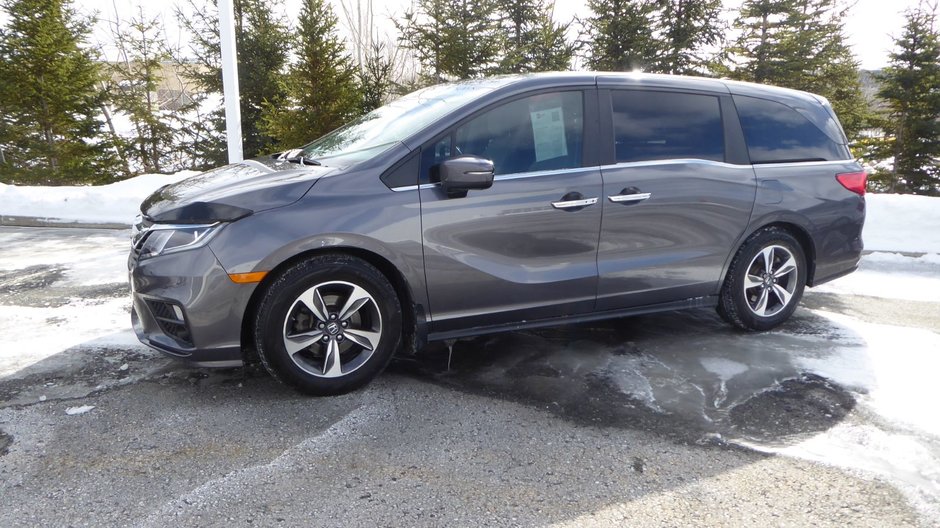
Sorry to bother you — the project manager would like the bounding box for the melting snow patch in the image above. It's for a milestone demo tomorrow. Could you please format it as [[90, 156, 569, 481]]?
[[65, 405, 95, 416]]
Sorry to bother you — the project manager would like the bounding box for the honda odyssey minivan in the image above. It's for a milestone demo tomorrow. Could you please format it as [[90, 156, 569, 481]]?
[[129, 72, 866, 395]]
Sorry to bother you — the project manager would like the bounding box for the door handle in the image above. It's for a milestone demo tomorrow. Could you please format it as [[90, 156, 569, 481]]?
[[609, 193, 651, 203], [552, 197, 598, 210], [609, 187, 651, 204]]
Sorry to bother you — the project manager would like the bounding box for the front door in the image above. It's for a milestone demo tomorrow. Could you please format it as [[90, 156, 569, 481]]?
[[420, 90, 603, 335]]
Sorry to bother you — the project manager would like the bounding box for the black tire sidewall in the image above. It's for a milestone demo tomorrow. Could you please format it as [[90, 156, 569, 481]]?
[[721, 228, 807, 331], [254, 255, 401, 395]]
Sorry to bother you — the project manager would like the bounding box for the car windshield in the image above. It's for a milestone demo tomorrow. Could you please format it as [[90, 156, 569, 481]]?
[[299, 79, 509, 164]]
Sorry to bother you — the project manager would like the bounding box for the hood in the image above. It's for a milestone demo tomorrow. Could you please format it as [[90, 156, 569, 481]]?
[[141, 158, 337, 223]]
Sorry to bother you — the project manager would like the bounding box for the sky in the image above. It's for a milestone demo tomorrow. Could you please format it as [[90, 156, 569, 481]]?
[[61, 0, 931, 70]]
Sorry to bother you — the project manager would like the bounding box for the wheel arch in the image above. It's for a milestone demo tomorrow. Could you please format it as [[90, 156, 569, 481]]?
[[240, 246, 424, 363], [720, 220, 818, 289]]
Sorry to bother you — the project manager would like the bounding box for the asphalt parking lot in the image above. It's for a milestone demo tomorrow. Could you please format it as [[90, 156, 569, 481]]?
[[0, 226, 937, 527]]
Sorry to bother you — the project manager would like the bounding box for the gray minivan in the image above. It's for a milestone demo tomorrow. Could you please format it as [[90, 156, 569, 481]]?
[[129, 73, 866, 395]]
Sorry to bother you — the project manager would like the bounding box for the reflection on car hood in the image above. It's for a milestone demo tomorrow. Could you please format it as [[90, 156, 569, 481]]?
[[141, 159, 337, 223]]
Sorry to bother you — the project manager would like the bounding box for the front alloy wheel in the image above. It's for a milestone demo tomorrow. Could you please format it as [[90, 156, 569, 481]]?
[[282, 281, 383, 378], [254, 254, 401, 395]]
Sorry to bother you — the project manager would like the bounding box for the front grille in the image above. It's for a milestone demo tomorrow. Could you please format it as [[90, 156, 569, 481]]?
[[146, 299, 193, 347]]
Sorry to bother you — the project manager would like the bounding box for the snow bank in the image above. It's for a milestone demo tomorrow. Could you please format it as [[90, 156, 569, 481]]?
[[0, 172, 196, 226], [865, 194, 940, 254], [813, 252, 940, 301]]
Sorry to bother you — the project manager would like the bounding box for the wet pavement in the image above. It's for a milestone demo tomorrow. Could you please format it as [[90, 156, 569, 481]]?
[[0, 226, 937, 526], [396, 309, 861, 445]]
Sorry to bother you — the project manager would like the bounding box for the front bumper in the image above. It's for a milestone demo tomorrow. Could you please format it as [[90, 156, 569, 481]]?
[[129, 244, 254, 367]]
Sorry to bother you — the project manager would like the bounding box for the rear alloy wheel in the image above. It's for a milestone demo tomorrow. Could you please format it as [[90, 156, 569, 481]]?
[[254, 255, 401, 395], [718, 228, 806, 331]]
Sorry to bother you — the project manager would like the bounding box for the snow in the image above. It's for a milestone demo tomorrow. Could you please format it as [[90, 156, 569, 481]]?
[[0, 172, 196, 225], [0, 229, 140, 377], [813, 251, 940, 301], [741, 310, 940, 521], [864, 193, 940, 254], [65, 405, 95, 416]]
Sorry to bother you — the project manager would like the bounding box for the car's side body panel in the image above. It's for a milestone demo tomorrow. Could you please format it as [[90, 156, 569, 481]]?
[[420, 166, 604, 332], [596, 160, 757, 309], [745, 160, 865, 286]]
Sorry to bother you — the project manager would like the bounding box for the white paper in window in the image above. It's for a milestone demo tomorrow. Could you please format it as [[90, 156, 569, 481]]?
[[530, 106, 567, 162]]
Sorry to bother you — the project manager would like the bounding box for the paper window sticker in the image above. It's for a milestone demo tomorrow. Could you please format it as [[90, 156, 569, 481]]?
[[530, 106, 568, 162]]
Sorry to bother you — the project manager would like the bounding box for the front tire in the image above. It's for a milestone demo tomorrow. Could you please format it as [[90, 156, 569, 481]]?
[[718, 227, 807, 331], [253, 254, 401, 395]]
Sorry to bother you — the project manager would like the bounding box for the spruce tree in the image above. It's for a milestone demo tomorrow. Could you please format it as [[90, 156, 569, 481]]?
[[260, 0, 360, 149], [725, 0, 870, 141], [722, 0, 793, 83], [397, 0, 503, 83], [495, 0, 575, 74], [583, 0, 657, 71], [358, 41, 394, 113], [650, 0, 724, 75], [0, 0, 120, 184], [876, 7, 940, 195], [106, 8, 179, 174], [177, 0, 290, 163]]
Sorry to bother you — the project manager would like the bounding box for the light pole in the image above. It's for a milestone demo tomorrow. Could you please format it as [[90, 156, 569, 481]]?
[[218, 0, 243, 163]]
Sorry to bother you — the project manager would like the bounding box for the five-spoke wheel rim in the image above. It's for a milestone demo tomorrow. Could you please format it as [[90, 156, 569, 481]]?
[[282, 281, 383, 378], [743, 245, 799, 318]]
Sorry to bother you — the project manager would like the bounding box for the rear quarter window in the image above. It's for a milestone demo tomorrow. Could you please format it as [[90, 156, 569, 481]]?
[[733, 95, 850, 164]]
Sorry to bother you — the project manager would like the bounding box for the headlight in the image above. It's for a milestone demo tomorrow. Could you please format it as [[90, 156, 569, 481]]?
[[137, 223, 221, 260]]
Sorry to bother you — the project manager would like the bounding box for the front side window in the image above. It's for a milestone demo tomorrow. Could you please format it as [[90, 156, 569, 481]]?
[[299, 81, 503, 165], [611, 90, 725, 164], [451, 91, 584, 176]]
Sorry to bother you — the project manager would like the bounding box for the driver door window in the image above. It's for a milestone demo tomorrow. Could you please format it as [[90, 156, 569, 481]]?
[[423, 91, 584, 182]]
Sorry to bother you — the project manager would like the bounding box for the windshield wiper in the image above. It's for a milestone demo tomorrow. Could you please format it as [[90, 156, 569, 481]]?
[[277, 148, 322, 166]]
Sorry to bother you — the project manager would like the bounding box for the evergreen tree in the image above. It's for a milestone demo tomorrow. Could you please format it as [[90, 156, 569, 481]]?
[[106, 8, 179, 174], [582, 0, 657, 71], [337, 0, 398, 112], [0, 0, 120, 184], [495, 0, 575, 74], [876, 7, 940, 195], [397, 0, 503, 83], [177, 0, 290, 163], [725, 0, 870, 141], [358, 41, 395, 113], [260, 0, 360, 149], [650, 0, 724, 75], [722, 0, 793, 83]]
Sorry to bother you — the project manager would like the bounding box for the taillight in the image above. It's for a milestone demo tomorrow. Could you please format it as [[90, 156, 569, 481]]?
[[836, 171, 867, 196]]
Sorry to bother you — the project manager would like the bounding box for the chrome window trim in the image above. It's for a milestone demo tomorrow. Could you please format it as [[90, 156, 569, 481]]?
[[389, 166, 599, 191], [387, 157, 856, 191], [602, 158, 746, 170], [750, 159, 856, 168]]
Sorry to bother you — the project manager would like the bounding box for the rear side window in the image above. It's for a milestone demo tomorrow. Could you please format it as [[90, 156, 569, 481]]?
[[733, 95, 848, 164], [611, 90, 724, 163]]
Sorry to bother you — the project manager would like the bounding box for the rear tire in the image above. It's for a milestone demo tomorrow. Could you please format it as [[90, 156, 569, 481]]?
[[718, 227, 807, 331], [253, 254, 401, 395]]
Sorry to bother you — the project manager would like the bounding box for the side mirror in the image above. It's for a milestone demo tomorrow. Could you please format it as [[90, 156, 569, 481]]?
[[437, 156, 494, 197]]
